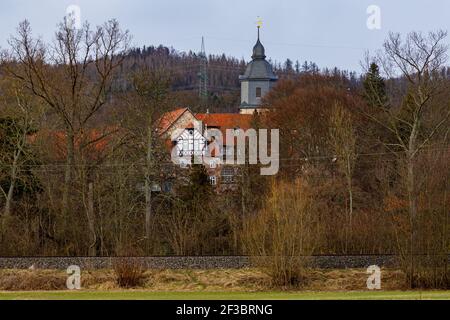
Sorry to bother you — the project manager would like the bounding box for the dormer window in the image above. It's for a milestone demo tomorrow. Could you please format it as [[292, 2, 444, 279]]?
[[256, 87, 262, 98]]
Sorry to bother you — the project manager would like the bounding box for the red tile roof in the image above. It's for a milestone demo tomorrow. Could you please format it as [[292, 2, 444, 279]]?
[[158, 108, 255, 146], [157, 107, 189, 134], [29, 127, 121, 160], [195, 113, 253, 130], [197, 113, 253, 145]]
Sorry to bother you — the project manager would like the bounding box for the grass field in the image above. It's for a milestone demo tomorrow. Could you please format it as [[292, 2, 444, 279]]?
[[0, 290, 449, 300], [0, 268, 448, 300]]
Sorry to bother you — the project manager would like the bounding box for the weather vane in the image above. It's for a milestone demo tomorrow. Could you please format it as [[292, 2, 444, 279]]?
[[256, 16, 263, 29]]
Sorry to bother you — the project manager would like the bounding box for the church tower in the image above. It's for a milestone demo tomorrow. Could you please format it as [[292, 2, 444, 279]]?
[[239, 24, 278, 114]]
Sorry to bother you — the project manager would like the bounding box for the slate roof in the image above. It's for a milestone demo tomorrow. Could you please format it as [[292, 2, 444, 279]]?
[[239, 34, 278, 81], [240, 59, 278, 81]]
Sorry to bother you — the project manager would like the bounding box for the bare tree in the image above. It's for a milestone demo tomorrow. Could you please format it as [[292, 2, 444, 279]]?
[[366, 30, 450, 287], [243, 179, 320, 287], [0, 77, 42, 217], [4, 18, 130, 218], [119, 67, 172, 247], [329, 102, 357, 251]]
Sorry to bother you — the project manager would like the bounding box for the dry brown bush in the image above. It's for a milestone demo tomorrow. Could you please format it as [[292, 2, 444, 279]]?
[[0, 270, 66, 291], [243, 179, 320, 288], [113, 257, 146, 288], [0, 268, 407, 291]]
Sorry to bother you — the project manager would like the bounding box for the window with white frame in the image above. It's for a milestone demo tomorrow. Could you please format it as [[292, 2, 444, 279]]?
[[209, 175, 217, 186]]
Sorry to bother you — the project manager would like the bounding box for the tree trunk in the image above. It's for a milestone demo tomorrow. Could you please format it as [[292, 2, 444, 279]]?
[[4, 149, 21, 216], [444, 189, 448, 283], [407, 154, 418, 287], [407, 121, 419, 287], [345, 155, 353, 254], [4, 180, 15, 217], [144, 179, 152, 238], [87, 182, 96, 256], [144, 122, 153, 244], [347, 155, 353, 225], [62, 131, 75, 217], [241, 167, 247, 216]]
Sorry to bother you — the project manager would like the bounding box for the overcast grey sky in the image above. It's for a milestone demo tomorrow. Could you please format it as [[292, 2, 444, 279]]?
[[1, 0, 450, 72]]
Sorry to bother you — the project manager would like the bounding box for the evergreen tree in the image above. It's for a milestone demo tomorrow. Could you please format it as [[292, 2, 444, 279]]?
[[301, 60, 309, 73], [284, 58, 294, 73], [363, 63, 388, 108], [179, 157, 213, 206], [295, 60, 300, 73]]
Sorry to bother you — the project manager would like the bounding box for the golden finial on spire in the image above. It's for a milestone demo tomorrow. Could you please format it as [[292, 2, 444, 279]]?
[[256, 16, 263, 40], [256, 16, 263, 29]]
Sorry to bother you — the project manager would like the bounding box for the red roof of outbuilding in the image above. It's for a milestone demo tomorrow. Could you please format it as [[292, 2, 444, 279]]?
[[157, 107, 189, 134], [196, 113, 254, 145], [195, 113, 253, 130]]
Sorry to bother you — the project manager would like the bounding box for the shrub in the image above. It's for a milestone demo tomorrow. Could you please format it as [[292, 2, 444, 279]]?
[[243, 179, 320, 288], [113, 257, 146, 288], [0, 270, 66, 291]]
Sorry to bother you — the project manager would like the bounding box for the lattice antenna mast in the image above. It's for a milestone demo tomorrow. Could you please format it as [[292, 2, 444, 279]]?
[[198, 36, 208, 100]]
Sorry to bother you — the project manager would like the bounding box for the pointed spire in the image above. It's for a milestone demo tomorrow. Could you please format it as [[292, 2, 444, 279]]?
[[252, 17, 265, 60], [252, 22, 265, 60]]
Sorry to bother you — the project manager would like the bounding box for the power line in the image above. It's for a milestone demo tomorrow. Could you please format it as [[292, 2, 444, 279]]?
[[2, 145, 448, 168], [202, 35, 374, 51]]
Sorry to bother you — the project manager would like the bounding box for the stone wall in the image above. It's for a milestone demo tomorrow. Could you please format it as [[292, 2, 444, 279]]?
[[0, 255, 407, 270]]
